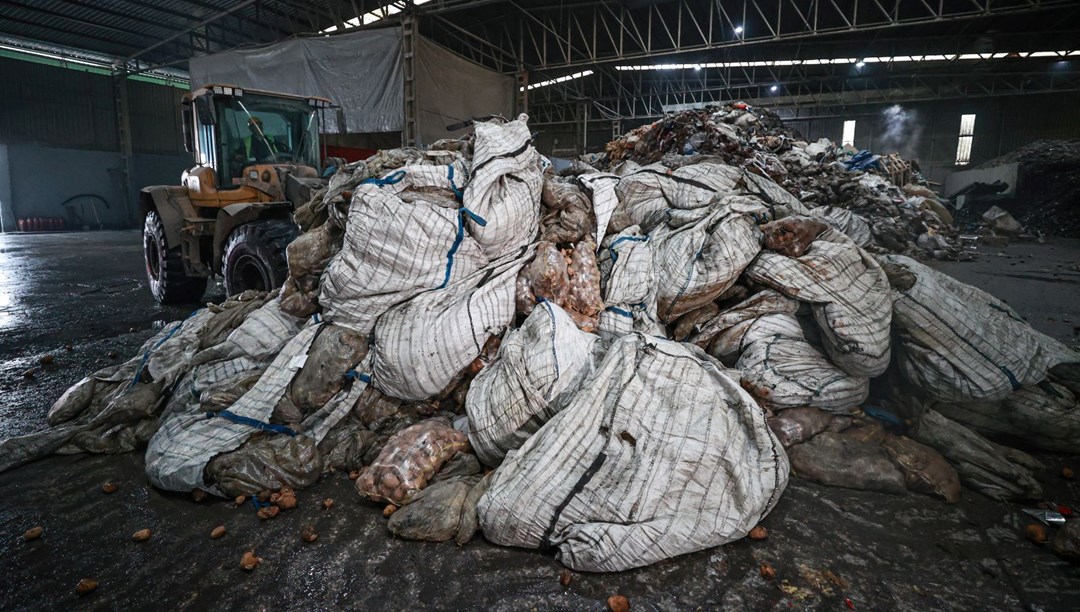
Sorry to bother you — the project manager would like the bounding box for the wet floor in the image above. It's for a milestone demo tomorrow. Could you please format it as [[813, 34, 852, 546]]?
[[0, 231, 213, 441], [1, 231, 1079, 610]]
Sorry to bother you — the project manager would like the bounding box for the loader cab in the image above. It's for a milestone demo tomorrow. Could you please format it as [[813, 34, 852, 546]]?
[[181, 85, 331, 192]]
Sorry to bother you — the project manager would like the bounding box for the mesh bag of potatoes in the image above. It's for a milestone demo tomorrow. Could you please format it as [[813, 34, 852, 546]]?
[[355, 418, 471, 505]]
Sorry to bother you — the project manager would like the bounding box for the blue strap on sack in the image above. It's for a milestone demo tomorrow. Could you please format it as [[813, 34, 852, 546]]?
[[439, 206, 487, 289], [448, 164, 464, 201], [344, 369, 371, 383], [205, 409, 297, 437], [126, 309, 200, 391], [361, 169, 406, 187]]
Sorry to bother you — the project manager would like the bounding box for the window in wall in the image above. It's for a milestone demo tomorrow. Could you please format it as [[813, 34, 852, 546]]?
[[955, 113, 976, 165], [842, 120, 856, 146]]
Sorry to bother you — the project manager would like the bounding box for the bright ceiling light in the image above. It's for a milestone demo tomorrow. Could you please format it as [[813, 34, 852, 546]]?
[[856, 60, 865, 68], [734, 26, 744, 35], [770, 85, 778, 92]]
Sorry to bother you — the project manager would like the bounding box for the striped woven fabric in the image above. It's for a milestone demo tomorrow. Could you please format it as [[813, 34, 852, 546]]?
[[597, 225, 663, 337], [696, 290, 868, 413], [652, 195, 768, 322], [748, 228, 893, 378], [463, 115, 543, 257], [319, 160, 486, 335], [466, 302, 599, 466], [885, 254, 1079, 402], [372, 249, 532, 402], [478, 333, 788, 572]]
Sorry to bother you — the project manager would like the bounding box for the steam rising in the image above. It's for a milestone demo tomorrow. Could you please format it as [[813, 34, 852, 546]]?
[[878, 104, 922, 158]]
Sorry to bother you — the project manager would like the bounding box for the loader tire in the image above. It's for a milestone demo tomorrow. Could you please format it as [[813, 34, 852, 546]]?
[[222, 218, 298, 297], [144, 210, 206, 304]]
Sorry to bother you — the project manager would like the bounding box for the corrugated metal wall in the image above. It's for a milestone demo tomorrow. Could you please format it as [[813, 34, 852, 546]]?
[[0, 56, 186, 155]]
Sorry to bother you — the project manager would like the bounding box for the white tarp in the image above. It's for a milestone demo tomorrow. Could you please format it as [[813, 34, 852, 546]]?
[[189, 29, 516, 144], [189, 28, 403, 134], [415, 37, 515, 144]]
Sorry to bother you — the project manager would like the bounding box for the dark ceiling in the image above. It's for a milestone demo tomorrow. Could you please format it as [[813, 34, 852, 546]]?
[[1, 0, 1078, 122]]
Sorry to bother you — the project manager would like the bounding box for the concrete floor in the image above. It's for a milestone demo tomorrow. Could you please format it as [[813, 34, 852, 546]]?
[[1, 230, 1079, 610]]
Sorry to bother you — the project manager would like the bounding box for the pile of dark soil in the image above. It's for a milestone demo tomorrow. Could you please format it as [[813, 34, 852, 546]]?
[[977, 140, 1080, 237]]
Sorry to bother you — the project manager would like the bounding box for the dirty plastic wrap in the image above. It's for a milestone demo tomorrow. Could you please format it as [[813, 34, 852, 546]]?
[[146, 319, 370, 495], [466, 302, 599, 466], [0, 309, 215, 473], [386, 473, 490, 544], [748, 228, 893, 378], [356, 418, 471, 505], [881, 435, 961, 503], [910, 408, 1042, 501], [768, 407, 834, 448], [788, 431, 908, 494], [882, 254, 1080, 403], [274, 324, 368, 423], [205, 433, 323, 497], [478, 333, 788, 572], [760, 216, 829, 257], [540, 178, 594, 244], [280, 222, 343, 317], [564, 241, 604, 330], [932, 379, 1080, 454], [514, 241, 569, 316]]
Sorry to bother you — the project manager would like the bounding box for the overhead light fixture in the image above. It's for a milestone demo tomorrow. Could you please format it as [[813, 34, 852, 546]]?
[[521, 70, 595, 91], [734, 26, 744, 35], [694, 65, 702, 71], [770, 85, 778, 92], [615, 50, 1078, 72]]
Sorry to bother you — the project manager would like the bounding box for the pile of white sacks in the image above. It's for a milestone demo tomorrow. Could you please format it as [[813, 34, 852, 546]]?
[[3, 113, 1077, 572]]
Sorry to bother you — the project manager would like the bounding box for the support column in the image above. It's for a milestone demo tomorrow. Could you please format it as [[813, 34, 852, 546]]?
[[516, 68, 528, 117], [402, 16, 417, 147], [113, 69, 136, 227]]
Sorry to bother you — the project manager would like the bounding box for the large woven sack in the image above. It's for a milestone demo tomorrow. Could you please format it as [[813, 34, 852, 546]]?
[[696, 290, 868, 413], [319, 161, 486, 335], [652, 195, 768, 322], [883, 254, 1079, 402], [596, 226, 663, 336], [372, 251, 531, 402], [478, 333, 788, 572], [466, 302, 600, 466], [146, 322, 370, 495], [933, 380, 1080, 453], [462, 115, 542, 257], [748, 228, 892, 378]]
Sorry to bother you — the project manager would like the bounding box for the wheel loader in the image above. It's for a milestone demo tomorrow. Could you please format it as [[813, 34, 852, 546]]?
[[139, 84, 336, 303]]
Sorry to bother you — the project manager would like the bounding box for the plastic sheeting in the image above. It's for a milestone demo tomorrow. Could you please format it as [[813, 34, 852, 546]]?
[[415, 37, 515, 144], [189, 29, 515, 144], [189, 28, 403, 134]]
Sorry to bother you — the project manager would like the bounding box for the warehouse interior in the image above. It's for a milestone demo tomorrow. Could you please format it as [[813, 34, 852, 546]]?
[[1, 1, 1079, 609]]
